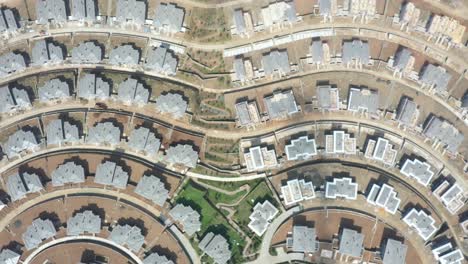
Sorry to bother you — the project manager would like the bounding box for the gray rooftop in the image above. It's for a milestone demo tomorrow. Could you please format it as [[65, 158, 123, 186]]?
[[31, 39, 64, 65], [67, 210, 101, 236], [233, 9, 246, 34], [339, 228, 364, 258], [393, 47, 412, 71], [0, 85, 31, 113], [319, 0, 331, 15], [70, 0, 97, 21], [199, 232, 231, 264], [420, 64, 452, 93], [310, 40, 324, 63], [51, 161, 85, 186], [169, 204, 201, 236], [382, 239, 407, 264], [264, 89, 298, 119], [6, 172, 43, 202], [38, 78, 70, 102], [285, 136, 317, 161], [3, 129, 38, 159], [128, 127, 161, 156], [94, 161, 129, 189], [134, 174, 169, 206], [235, 101, 253, 126], [165, 144, 198, 168], [0, 52, 26, 77], [400, 158, 434, 186], [367, 183, 401, 214], [0, 249, 20, 264], [423, 115, 463, 153], [153, 3, 185, 33], [317, 85, 339, 110], [396, 97, 417, 126], [22, 218, 56, 250], [155, 93, 187, 118], [71, 41, 103, 64], [115, 0, 146, 24], [262, 50, 290, 76], [438, 248, 464, 264], [284, 1, 297, 23], [0, 8, 19, 32], [248, 200, 278, 236], [109, 44, 140, 66], [46, 119, 79, 145], [347, 87, 379, 114], [402, 208, 437, 241], [291, 225, 317, 253], [117, 78, 149, 105], [86, 122, 121, 145], [342, 39, 369, 64], [77, 73, 110, 100], [233, 57, 246, 81], [109, 224, 145, 252], [36, 0, 67, 24], [143, 252, 174, 264], [145, 45, 178, 75], [325, 178, 358, 200]]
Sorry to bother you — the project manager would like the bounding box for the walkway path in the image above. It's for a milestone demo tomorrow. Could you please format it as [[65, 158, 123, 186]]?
[[192, 178, 255, 257]]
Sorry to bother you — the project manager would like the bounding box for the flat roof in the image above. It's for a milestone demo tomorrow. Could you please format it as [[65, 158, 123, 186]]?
[[169, 204, 201, 236], [382, 239, 408, 264], [402, 208, 438, 241], [325, 178, 358, 200], [291, 225, 317, 253], [285, 136, 317, 160], [264, 89, 298, 119], [339, 228, 364, 258], [247, 200, 278, 236]]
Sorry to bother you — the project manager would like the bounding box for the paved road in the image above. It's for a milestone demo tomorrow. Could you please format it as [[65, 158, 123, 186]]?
[[186, 171, 266, 182], [23, 235, 143, 264], [169, 225, 201, 264], [245, 206, 301, 264]]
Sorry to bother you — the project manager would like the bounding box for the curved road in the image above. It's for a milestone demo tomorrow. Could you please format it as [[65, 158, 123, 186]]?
[[24, 236, 143, 264]]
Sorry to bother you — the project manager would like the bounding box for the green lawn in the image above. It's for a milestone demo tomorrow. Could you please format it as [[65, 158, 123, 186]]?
[[176, 181, 245, 263], [206, 188, 247, 205]]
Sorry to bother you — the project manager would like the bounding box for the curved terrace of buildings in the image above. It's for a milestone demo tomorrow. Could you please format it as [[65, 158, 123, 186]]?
[[0, 191, 193, 263], [269, 159, 463, 248], [1, 2, 467, 71], [268, 208, 430, 263], [1, 26, 467, 91], [0, 120, 463, 247], [0, 63, 465, 143], [0, 57, 465, 129]]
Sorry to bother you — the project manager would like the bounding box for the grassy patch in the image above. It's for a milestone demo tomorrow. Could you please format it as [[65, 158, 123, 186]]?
[[176, 181, 245, 263], [206, 189, 247, 205]]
